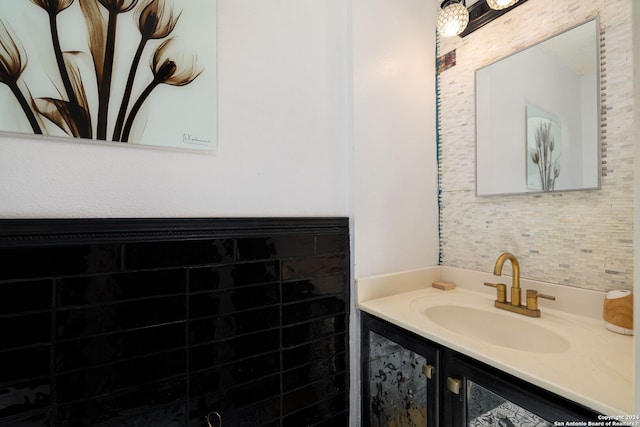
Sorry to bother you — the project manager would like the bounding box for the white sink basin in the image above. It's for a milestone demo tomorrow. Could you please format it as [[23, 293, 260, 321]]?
[[424, 305, 571, 353]]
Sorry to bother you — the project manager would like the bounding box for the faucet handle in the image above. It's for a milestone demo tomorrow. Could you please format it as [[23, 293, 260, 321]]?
[[484, 282, 507, 303], [526, 289, 556, 311]]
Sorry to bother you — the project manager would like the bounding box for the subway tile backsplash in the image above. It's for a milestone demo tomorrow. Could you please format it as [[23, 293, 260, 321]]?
[[0, 218, 350, 427]]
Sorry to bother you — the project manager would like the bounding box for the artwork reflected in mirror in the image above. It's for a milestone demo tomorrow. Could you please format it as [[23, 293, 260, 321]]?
[[475, 18, 600, 196], [526, 104, 561, 191]]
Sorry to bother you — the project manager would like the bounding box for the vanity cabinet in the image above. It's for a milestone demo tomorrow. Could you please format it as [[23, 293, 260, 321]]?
[[362, 313, 441, 426], [361, 313, 600, 427], [445, 353, 599, 426]]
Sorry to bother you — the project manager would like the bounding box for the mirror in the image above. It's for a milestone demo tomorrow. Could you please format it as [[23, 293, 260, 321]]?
[[475, 18, 601, 196]]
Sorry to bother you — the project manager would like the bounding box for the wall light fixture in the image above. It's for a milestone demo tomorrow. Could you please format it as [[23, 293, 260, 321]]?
[[438, 0, 527, 38], [437, 0, 469, 38]]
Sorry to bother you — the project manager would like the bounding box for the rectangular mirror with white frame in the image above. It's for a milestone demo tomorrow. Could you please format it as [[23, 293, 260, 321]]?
[[475, 18, 601, 196]]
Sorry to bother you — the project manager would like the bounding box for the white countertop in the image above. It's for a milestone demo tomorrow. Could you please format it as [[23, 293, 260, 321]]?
[[357, 267, 634, 415]]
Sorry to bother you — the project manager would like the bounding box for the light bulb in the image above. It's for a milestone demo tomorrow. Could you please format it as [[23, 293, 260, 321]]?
[[437, 1, 469, 37], [486, 0, 518, 10]]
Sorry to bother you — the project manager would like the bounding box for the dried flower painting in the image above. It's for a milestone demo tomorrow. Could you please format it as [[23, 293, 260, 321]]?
[[0, 0, 216, 151], [526, 104, 561, 192]]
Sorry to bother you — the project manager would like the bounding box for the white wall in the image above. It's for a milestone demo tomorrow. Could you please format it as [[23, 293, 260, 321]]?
[[0, 0, 351, 218], [352, 0, 440, 279]]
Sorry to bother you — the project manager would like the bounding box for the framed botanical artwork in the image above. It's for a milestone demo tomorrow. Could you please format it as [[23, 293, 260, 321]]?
[[0, 0, 217, 152], [526, 104, 561, 191]]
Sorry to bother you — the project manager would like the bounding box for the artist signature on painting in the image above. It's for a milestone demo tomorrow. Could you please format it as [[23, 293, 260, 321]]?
[[183, 133, 212, 146]]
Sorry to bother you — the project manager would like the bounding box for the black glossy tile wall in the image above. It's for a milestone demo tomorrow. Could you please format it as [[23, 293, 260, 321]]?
[[0, 218, 349, 427]]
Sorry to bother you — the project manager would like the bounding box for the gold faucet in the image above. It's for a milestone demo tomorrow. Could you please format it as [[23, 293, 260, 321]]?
[[484, 252, 555, 317], [494, 252, 521, 306]]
